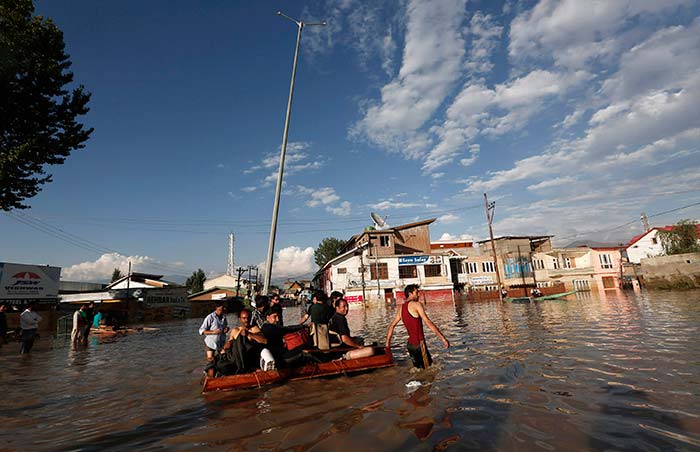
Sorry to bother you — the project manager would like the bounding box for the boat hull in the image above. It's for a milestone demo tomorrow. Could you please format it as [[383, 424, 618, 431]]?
[[202, 346, 395, 393]]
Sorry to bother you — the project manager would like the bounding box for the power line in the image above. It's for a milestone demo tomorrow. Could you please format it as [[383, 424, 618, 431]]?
[[4, 212, 193, 276]]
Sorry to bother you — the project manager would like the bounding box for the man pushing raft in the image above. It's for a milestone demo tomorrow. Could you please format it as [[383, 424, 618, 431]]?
[[386, 284, 450, 368]]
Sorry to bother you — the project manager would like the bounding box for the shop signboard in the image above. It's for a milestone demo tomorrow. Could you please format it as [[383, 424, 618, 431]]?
[[470, 275, 495, 286], [0, 262, 60, 304], [398, 255, 443, 266]]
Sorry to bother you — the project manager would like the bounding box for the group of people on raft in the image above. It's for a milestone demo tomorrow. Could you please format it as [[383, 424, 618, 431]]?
[[198, 284, 450, 377]]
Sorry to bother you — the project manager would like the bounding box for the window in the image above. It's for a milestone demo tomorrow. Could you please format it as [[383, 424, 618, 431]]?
[[553, 258, 560, 269], [380, 236, 390, 247], [533, 259, 545, 270], [564, 257, 574, 269], [602, 276, 616, 289], [482, 261, 495, 273], [337, 267, 347, 274], [598, 254, 613, 269], [370, 262, 388, 280], [399, 265, 417, 279], [573, 279, 590, 290], [424, 264, 442, 277], [467, 262, 478, 273], [651, 237, 658, 245]]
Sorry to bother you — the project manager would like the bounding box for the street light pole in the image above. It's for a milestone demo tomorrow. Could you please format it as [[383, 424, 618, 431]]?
[[263, 12, 326, 295]]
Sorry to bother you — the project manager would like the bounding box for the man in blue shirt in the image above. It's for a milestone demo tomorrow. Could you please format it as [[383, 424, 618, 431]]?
[[198, 301, 229, 363]]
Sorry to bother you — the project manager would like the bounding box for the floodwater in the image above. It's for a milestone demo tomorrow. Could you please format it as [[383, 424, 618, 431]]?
[[2, 290, 700, 451]]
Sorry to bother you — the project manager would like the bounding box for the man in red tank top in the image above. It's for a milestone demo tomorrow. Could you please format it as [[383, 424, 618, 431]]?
[[385, 284, 450, 368]]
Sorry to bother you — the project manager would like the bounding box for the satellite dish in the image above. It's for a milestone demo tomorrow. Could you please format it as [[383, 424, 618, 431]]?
[[370, 212, 388, 230]]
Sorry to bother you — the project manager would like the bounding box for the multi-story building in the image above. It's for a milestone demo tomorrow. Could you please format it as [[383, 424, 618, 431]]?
[[314, 219, 455, 304], [532, 246, 623, 291]]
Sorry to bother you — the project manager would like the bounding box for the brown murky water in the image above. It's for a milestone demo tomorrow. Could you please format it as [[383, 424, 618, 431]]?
[[1, 290, 700, 451]]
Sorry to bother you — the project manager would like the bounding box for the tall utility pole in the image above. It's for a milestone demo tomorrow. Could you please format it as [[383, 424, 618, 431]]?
[[227, 232, 235, 276], [484, 193, 503, 300], [235, 266, 246, 297], [263, 12, 326, 295]]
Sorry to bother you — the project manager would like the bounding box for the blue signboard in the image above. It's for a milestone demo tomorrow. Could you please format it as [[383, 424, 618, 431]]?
[[398, 256, 430, 266]]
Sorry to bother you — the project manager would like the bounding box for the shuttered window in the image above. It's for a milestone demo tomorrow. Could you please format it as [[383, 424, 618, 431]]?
[[370, 263, 388, 280]]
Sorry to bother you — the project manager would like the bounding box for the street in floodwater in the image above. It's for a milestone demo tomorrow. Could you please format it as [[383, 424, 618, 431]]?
[[1, 290, 700, 451]]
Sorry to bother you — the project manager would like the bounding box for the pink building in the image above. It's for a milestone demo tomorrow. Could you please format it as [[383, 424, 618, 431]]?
[[590, 247, 623, 291]]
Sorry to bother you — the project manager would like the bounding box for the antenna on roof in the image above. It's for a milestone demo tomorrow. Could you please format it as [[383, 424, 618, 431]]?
[[640, 212, 650, 232], [370, 212, 389, 230]]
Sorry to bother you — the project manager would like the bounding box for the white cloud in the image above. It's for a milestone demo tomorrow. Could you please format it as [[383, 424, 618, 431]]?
[[464, 12, 503, 75], [241, 186, 257, 193], [62, 253, 185, 282], [369, 200, 420, 210], [508, 0, 691, 68], [527, 176, 577, 191], [438, 232, 475, 241], [326, 201, 352, 216], [437, 213, 460, 224], [351, 0, 467, 157], [270, 246, 317, 279]]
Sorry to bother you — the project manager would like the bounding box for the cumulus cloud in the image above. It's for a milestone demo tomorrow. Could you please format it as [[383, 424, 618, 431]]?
[[62, 253, 185, 282], [369, 200, 421, 210], [438, 232, 475, 241], [326, 201, 352, 216], [267, 246, 317, 279], [351, 0, 467, 158]]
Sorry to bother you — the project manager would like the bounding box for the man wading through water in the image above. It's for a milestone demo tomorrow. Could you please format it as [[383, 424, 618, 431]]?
[[386, 284, 449, 368]]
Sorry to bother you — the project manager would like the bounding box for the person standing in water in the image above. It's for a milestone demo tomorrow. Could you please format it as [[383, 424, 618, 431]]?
[[385, 284, 449, 369]]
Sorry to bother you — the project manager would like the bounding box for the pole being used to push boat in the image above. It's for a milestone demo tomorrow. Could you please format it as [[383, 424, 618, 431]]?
[[263, 12, 326, 295]]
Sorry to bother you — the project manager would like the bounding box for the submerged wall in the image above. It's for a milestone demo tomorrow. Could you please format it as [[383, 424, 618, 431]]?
[[640, 252, 700, 289]]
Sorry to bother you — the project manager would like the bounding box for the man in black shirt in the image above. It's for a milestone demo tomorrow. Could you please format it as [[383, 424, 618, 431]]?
[[329, 298, 364, 349]]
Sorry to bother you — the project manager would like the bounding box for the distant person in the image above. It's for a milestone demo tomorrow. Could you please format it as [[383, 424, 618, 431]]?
[[83, 301, 95, 343], [0, 304, 7, 346], [269, 293, 284, 326], [250, 295, 269, 329], [92, 309, 103, 329], [329, 291, 343, 307], [198, 301, 230, 363], [71, 304, 88, 348], [19, 303, 42, 354], [386, 285, 449, 369], [300, 291, 334, 350], [500, 288, 508, 298], [532, 288, 543, 298]]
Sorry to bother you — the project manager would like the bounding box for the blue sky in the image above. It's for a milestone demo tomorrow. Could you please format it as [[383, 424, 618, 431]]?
[[3, 0, 700, 282]]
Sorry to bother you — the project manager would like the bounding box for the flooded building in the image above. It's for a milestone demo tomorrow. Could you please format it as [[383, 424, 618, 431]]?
[[314, 219, 455, 303]]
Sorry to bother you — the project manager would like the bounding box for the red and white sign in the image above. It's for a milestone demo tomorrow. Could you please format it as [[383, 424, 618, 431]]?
[[345, 295, 364, 303], [0, 262, 61, 302]]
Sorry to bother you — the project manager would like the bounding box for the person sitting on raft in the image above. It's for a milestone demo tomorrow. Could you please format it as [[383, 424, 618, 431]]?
[[329, 298, 375, 359], [262, 308, 313, 368], [208, 308, 270, 377], [532, 288, 543, 297]]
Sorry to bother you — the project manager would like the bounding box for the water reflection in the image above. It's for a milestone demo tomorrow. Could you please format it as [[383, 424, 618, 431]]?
[[1, 291, 699, 451]]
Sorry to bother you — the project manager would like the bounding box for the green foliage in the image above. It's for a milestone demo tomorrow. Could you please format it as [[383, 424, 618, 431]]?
[[110, 268, 123, 282], [314, 237, 347, 267], [657, 219, 700, 255], [186, 269, 207, 294], [0, 0, 93, 210]]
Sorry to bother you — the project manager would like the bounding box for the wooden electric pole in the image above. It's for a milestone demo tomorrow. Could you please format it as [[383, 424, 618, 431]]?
[[484, 193, 503, 301]]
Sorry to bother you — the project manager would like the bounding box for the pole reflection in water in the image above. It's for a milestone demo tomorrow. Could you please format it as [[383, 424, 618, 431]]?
[[0, 290, 699, 451]]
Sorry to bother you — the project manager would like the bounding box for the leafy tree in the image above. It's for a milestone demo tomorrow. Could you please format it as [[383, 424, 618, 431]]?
[[658, 219, 700, 255], [0, 0, 93, 210], [314, 237, 347, 267], [110, 268, 123, 282], [186, 269, 207, 294]]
